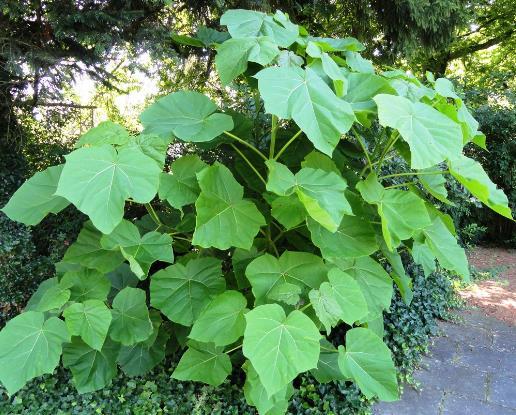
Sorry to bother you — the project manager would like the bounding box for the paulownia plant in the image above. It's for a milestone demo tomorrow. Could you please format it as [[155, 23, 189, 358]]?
[[0, 9, 512, 413]]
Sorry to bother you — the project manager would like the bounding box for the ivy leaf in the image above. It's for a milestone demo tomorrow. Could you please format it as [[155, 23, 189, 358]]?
[[61, 268, 111, 302], [246, 251, 327, 304], [309, 285, 342, 333], [189, 291, 247, 346], [1, 165, 70, 226], [307, 215, 378, 259], [221, 9, 298, 47], [357, 174, 431, 251], [172, 340, 231, 386], [150, 257, 225, 326], [0, 312, 70, 395], [266, 161, 352, 232], [216, 37, 280, 85], [110, 287, 153, 346], [158, 155, 207, 210], [140, 91, 234, 142], [61, 221, 125, 273], [311, 339, 347, 383], [63, 300, 112, 351], [192, 163, 266, 250], [448, 155, 512, 219], [326, 268, 369, 325], [338, 328, 398, 401], [74, 121, 130, 148], [106, 263, 139, 302], [243, 361, 294, 415], [118, 312, 170, 376], [62, 337, 120, 393], [256, 67, 355, 156], [374, 94, 463, 169], [101, 220, 173, 279], [56, 145, 161, 234], [330, 257, 392, 318], [243, 304, 321, 397], [24, 278, 70, 312]]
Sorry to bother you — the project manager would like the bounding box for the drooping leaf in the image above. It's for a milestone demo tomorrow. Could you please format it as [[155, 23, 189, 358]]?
[[56, 145, 161, 234], [1, 165, 70, 226], [326, 268, 369, 325], [0, 312, 70, 395], [106, 263, 139, 301], [61, 221, 125, 273], [63, 300, 112, 351], [246, 251, 327, 304], [448, 155, 512, 219], [374, 94, 463, 169], [101, 220, 173, 279], [189, 291, 248, 347], [345, 51, 374, 73], [62, 337, 120, 393], [75, 121, 131, 148], [270, 194, 306, 230], [24, 277, 70, 312], [243, 304, 321, 397], [140, 91, 234, 142], [110, 287, 153, 346], [61, 268, 111, 302], [192, 163, 266, 250], [196, 26, 231, 46], [309, 284, 342, 333], [150, 257, 225, 326], [158, 155, 207, 210], [338, 328, 398, 401], [419, 170, 452, 205], [307, 215, 378, 259], [411, 238, 437, 276], [221, 9, 298, 47], [172, 340, 231, 386], [127, 134, 171, 168], [320, 53, 348, 96], [216, 37, 280, 85], [380, 241, 413, 305], [434, 78, 459, 99], [256, 67, 355, 156], [311, 339, 347, 383]]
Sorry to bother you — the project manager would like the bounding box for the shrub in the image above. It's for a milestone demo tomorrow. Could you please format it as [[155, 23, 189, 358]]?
[[0, 9, 511, 415]]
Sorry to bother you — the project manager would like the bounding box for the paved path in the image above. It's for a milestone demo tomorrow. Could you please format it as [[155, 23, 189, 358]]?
[[373, 309, 516, 415]]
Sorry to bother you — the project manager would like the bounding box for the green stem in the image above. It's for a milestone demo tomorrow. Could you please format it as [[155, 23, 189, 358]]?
[[375, 131, 400, 172], [226, 344, 242, 354], [145, 203, 162, 226], [224, 131, 267, 161], [384, 181, 418, 189], [269, 115, 278, 159], [299, 302, 312, 312], [274, 129, 302, 161], [379, 170, 449, 180], [229, 143, 267, 186], [173, 235, 192, 243], [353, 127, 373, 173]]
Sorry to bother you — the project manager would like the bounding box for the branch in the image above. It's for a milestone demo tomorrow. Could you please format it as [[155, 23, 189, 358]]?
[[448, 29, 515, 60]]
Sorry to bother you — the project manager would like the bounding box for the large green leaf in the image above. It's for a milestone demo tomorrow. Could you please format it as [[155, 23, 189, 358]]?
[[0, 312, 70, 395], [330, 257, 392, 318], [60, 268, 111, 302], [127, 134, 171, 168], [270, 194, 306, 230], [110, 287, 153, 346], [338, 328, 398, 401], [307, 215, 378, 259], [357, 174, 431, 250], [266, 161, 352, 232], [63, 300, 112, 351], [140, 91, 234, 142], [189, 291, 248, 346], [61, 221, 125, 273], [158, 155, 207, 210], [192, 163, 266, 250], [311, 339, 347, 384], [101, 219, 173, 279], [62, 337, 120, 393], [374, 94, 463, 169], [309, 284, 342, 333], [106, 263, 139, 301], [74, 121, 130, 148], [25, 277, 70, 312], [448, 155, 512, 219], [243, 361, 294, 415], [221, 9, 298, 47], [118, 312, 170, 376], [172, 340, 231, 386], [246, 251, 327, 303], [256, 67, 355, 156], [419, 170, 452, 205], [150, 257, 225, 326], [326, 268, 369, 325], [1, 165, 70, 226], [243, 304, 321, 397], [216, 37, 279, 85], [56, 145, 161, 234]]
